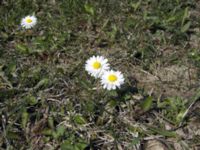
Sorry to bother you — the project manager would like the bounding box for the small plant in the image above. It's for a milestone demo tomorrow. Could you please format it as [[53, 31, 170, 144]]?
[[158, 97, 187, 125]]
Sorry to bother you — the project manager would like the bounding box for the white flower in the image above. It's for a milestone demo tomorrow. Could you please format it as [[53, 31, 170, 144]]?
[[85, 56, 109, 78], [101, 70, 124, 90], [21, 15, 37, 29]]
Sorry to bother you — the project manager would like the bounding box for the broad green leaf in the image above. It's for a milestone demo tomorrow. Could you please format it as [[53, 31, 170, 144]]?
[[6, 63, 16, 74], [75, 142, 88, 150], [85, 102, 94, 112], [48, 116, 54, 129], [61, 141, 74, 150], [34, 78, 49, 89], [74, 115, 86, 125], [84, 4, 94, 16], [26, 95, 38, 105], [141, 96, 153, 111], [56, 125, 65, 137], [42, 128, 53, 136], [16, 44, 29, 54], [108, 90, 118, 97], [181, 21, 191, 33], [108, 100, 117, 108], [52, 131, 59, 139], [131, 0, 141, 11]]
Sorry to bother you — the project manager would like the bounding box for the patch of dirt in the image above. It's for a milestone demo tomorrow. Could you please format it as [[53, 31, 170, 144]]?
[[132, 64, 199, 98]]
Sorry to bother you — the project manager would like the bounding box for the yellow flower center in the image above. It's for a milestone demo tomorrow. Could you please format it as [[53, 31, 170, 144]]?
[[26, 18, 32, 23], [93, 61, 101, 69], [108, 74, 117, 82]]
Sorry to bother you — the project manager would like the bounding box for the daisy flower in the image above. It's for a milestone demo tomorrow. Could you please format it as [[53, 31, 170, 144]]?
[[21, 15, 37, 29], [101, 70, 124, 90], [85, 56, 109, 78]]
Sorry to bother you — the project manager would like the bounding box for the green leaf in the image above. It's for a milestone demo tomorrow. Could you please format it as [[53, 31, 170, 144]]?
[[48, 116, 54, 129], [181, 7, 189, 25], [181, 21, 191, 33], [131, 0, 141, 11], [108, 90, 118, 97], [84, 4, 94, 16], [75, 143, 88, 150], [6, 131, 21, 140], [26, 95, 38, 105], [148, 126, 176, 137], [6, 63, 16, 74], [109, 24, 118, 40], [61, 141, 74, 150], [108, 100, 117, 108], [16, 44, 29, 54], [74, 115, 86, 125], [141, 96, 153, 111], [34, 78, 49, 90], [130, 137, 140, 146], [176, 110, 186, 123], [56, 125, 65, 137], [61, 139, 88, 150], [52, 131, 59, 139], [85, 101, 94, 112], [22, 111, 29, 128], [41, 128, 53, 136]]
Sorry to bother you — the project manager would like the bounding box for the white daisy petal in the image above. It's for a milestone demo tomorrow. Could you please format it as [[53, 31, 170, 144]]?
[[100, 70, 125, 90], [85, 56, 110, 78], [21, 15, 37, 29]]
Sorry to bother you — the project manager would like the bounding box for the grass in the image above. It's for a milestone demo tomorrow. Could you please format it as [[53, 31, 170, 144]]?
[[0, 0, 200, 149]]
